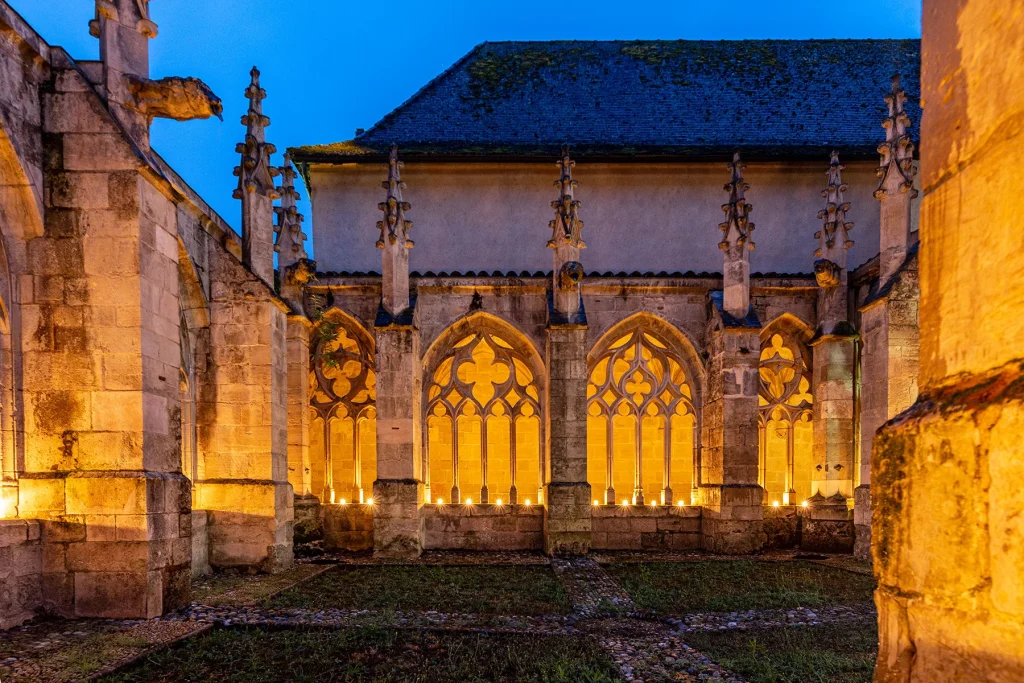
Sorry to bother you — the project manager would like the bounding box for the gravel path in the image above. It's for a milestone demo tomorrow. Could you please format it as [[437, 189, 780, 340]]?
[[668, 603, 877, 633], [552, 556, 637, 617]]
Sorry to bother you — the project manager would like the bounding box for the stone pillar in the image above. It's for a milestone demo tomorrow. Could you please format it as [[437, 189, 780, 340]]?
[[811, 152, 857, 501], [285, 314, 318, 528], [700, 304, 764, 554], [17, 63, 190, 618], [90, 0, 155, 147], [855, 78, 920, 559], [195, 251, 293, 572], [372, 323, 423, 558], [371, 147, 422, 558], [544, 326, 591, 555], [873, 1, 1024, 678]]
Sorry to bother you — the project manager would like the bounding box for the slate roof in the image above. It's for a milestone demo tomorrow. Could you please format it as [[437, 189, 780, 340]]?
[[291, 39, 920, 163]]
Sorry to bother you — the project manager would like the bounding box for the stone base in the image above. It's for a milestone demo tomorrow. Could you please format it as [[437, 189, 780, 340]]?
[[0, 520, 41, 630], [853, 484, 871, 561], [194, 480, 294, 573], [324, 503, 374, 551], [873, 362, 1024, 682], [372, 479, 423, 558], [590, 503, 701, 550], [190, 510, 212, 578], [802, 493, 854, 553], [763, 505, 799, 549], [423, 504, 543, 550], [543, 482, 592, 555], [293, 494, 322, 543], [700, 484, 765, 554]]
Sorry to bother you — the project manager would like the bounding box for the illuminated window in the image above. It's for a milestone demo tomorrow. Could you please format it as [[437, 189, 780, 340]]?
[[587, 325, 697, 505], [425, 329, 542, 506], [310, 313, 376, 504], [758, 332, 813, 505], [180, 315, 197, 485]]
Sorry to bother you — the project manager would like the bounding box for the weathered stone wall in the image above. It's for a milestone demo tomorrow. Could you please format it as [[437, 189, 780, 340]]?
[[190, 510, 211, 579], [309, 161, 883, 276], [0, 519, 42, 630], [591, 505, 701, 550], [422, 505, 543, 551], [323, 503, 373, 552], [873, 0, 1024, 679]]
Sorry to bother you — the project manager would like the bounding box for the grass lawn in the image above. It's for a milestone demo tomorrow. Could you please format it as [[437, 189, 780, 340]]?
[[265, 565, 570, 615], [608, 560, 875, 613], [191, 564, 330, 607], [684, 623, 878, 683], [98, 627, 622, 683]]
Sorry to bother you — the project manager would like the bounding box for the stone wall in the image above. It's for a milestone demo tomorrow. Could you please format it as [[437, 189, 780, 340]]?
[[422, 505, 543, 551], [190, 511, 211, 579], [0, 520, 42, 630], [323, 504, 373, 552], [873, 0, 1024, 679], [591, 505, 701, 551]]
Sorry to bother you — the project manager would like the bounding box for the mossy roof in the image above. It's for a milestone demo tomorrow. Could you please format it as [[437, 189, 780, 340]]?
[[290, 39, 920, 164]]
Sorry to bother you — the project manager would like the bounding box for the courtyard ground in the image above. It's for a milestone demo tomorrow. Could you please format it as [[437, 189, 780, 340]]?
[[0, 551, 876, 683]]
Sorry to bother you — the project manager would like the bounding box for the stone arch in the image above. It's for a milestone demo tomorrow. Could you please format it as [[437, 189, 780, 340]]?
[[757, 312, 815, 505], [309, 307, 377, 504], [586, 312, 702, 505], [421, 311, 546, 506]]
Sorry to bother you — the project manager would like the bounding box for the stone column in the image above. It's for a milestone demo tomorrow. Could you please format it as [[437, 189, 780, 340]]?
[[17, 63, 190, 618], [371, 147, 422, 558], [372, 323, 423, 557], [543, 148, 590, 555], [700, 303, 763, 554], [699, 153, 763, 554], [855, 77, 920, 560], [544, 325, 591, 555], [90, 0, 155, 147], [811, 153, 857, 501], [285, 314, 318, 528], [195, 251, 293, 572], [874, 0, 1024, 678]]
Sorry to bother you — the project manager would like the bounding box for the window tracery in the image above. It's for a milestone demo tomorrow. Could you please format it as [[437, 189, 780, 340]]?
[[425, 329, 542, 505], [587, 326, 697, 505], [758, 332, 813, 504], [309, 314, 376, 503]]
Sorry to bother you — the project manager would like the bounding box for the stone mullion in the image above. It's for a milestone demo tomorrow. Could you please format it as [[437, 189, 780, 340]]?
[[633, 411, 643, 505], [354, 417, 363, 503], [322, 417, 334, 503], [662, 415, 672, 505], [480, 416, 489, 504], [450, 417, 460, 504], [605, 415, 615, 505], [509, 417, 518, 504], [785, 419, 795, 504]]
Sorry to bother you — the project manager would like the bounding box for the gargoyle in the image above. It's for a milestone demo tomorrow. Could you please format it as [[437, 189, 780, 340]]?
[[284, 258, 317, 287], [125, 75, 224, 122], [813, 258, 842, 288], [558, 261, 584, 291]]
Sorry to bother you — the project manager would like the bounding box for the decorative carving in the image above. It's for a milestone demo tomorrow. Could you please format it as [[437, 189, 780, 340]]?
[[718, 151, 755, 252], [557, 261, 584, 291], [89, 0, 156, 38], [232, 67, 280, 200], [813, 259, 842, 288], [284, 258, 317, 287], [275, 153, 309, 265], [758, 334, 813, 424], [125, 75, 223, 122], [874, 75, 918, 199], [376, 145, 413, 249], [547, 146, 585, 250]]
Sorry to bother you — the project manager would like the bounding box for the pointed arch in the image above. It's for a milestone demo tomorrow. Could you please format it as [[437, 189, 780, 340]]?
[[422, 311, 545, 507], [309, 307, 377, 504], [758, 312, 815, 505], [586, 313, 702, 506], [177, 239, 209, 332]]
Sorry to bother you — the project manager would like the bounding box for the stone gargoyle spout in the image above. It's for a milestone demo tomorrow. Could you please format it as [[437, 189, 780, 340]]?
[[125, 75, 224, 122]]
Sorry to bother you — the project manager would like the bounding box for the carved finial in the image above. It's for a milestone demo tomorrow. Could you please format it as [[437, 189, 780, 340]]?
[[232, 67, 279, 200], [275, 153, 308, 263], [718, 151, 755, 252], [816, 152, 854, 259], [547, 145, 586, 250], [874, 75, 918, 199], [376, 145, 414, 249]]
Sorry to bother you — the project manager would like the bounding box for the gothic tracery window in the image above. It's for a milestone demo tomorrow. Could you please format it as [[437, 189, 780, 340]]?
[[309, 313, 377, 504], [587, 326, 697, 505], [758, 332, 813, 504], [425, 329, 542, 506]]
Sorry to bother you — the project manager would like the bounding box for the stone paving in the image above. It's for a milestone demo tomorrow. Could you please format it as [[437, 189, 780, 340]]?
[[0, 553, 877, 682]]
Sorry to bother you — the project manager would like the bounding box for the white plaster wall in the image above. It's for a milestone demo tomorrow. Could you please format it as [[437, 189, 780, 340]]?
[[309, 161, 882, 276]]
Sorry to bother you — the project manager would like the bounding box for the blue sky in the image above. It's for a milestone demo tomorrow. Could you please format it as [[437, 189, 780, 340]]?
[[17, 0, 921, 247]]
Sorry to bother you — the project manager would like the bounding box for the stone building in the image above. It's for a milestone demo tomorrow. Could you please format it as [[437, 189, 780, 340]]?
[[0, 0, 927, 625]]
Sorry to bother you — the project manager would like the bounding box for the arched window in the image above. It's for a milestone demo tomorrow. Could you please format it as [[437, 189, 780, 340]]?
[[758, 332, 813, 505], [587, 325, 698, 505], [309, 312, 376, 504], [180, 315, 197, 485], [425, 328, 542, 506]]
